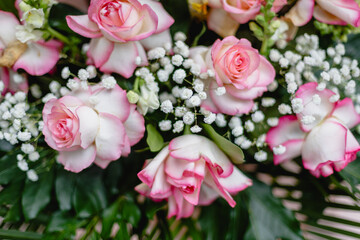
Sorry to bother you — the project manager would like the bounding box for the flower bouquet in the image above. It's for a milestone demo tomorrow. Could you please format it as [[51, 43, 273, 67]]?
[[1, 0, 360, 239]]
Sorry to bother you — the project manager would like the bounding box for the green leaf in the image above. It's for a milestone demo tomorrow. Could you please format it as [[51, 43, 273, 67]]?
[[22, 170, 54, 220], [121, 199, 141, 227], [4, 199, 22, 222], [72, 168, 107, 218], [244, 180, 303, 240], [0, 229, 42, 240], [0, 179, 24, 205], [55, 167, 76, 211], [47, 211, 78, 233], [0, 0, 18, 16], [0, 151, 23, 185], [146, 124, 164, 152], [115, 221, 130, 240], [101, 200, 121, 239], [339, 160, 360, 193], [202, 124, 244, 164]]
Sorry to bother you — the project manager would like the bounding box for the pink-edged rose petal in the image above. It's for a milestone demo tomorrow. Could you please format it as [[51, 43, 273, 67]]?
[[295, 82, 336, 132], [123, 105, 145, 146], [95, 112, 126, 161], [285, 0, 314, 26], [137, 147, 170, 187], [138, 0, 174, 33], [266, 115, 306, 148], [100, 41, 141, 78], [13, 40, 61, 76], [76, 106, 99, 149], [58, 144, 96, 173], [0, 10, 19, 45], [169, 135, 233, 177], [66, 15, 102, 38], [331, 98, 360, 129], [218, 166, 252, 193], [207, 8, 240, 37], [302, 118, 347, 172], [92, 85, 130, 122], [87, 37, 114, 68]]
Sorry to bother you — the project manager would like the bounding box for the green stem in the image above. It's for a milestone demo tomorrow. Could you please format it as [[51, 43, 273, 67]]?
[[0, 229, 42, 240], [192, 22, 207, 47], [47, 26, 70, 44], [260, 38, 269, 56]]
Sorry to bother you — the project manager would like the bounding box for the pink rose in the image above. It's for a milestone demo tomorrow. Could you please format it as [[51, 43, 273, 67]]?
[[0, 11, 62, 76], [266, 82, 360, 177], [285, 0, 360, 27], [207, 0, 287, 37], [190, 36, 275, 115], [42, 83, 145, 172], [0, 67, 28, 95], [66, 0, 174, 78], [135, 135, 252, 219]]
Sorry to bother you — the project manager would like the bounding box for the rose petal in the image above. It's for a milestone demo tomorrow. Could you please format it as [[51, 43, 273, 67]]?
[[218, 167, 252, 193], [273, 139, 304, 165], [76, 106, 99, 149], [95, 112, 126, 161], [207, 8, 240, 37], [266, 115, 306, 149], [209, 81, 254, 115], [0, 11, 19, 45], [285, 0, 314, 26], [123, 105, 145, 146], [138, 0, 174, 33], [13, 40, 61, 76], [137, 147, 170, 187], [302, 118, 347, 172], [295, 82, 336, 132], [331, 98, 360, 129], [87, 37, 114, 68], [169, 135, 233, 177], [92, 84, 130, 122], [100, 41, 142, 78], [58, 144, 96, 173], [315, 0, 360, 27], [66, 15, 102, 38]]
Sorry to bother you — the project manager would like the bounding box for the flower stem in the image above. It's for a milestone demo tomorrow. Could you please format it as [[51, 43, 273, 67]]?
[[47, 26, 70, 44]]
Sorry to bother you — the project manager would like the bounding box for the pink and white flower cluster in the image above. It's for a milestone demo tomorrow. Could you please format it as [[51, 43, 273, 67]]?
[[42, 82, 145, 172], [207, 0, 287, 37], [66, 0, 174, 78], [136, 135, 252, 219], [0, 10, 62, 93], [266, 82, 360, 177], [286, 0, 360, 27], [190, 36, 275, 115]]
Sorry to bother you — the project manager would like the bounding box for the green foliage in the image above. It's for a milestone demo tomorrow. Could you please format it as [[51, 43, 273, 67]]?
[[314, 21, 360, 42], [202, 124, 244, 164], [244, 180, 303, 240], [0, 0, 17, 16], [22, 169, 54, 220], [146, 124, 165, 152]]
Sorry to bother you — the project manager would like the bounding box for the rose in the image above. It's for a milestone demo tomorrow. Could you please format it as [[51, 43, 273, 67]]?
[[285, 0, 360, 27], [207, 0, 287, 37], [0, 10, 61, 76], [135, 135, 252, 219], [42, 82, 145, 172], [66, 0, 174, 78], [266, 82, 360, 177], [190, 36, 275, 115]]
